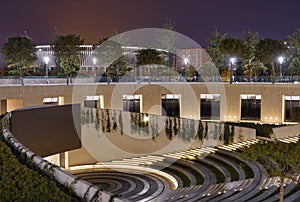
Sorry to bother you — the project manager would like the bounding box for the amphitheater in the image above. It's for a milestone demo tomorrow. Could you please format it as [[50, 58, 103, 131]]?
[[1, 81, 300, 201]]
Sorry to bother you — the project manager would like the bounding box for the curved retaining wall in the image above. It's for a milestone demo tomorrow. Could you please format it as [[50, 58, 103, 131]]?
[[1, 113, 125, 202]]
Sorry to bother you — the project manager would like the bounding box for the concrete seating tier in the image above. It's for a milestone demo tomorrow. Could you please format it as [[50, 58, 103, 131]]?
[[278, 134, 300, 143], [72, 170, 169, 202], [217, 139, 259, 151], [74, 139, 300, 201]]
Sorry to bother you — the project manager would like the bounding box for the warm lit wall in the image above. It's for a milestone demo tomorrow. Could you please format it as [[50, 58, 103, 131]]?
[[1, 83, 300, 123]]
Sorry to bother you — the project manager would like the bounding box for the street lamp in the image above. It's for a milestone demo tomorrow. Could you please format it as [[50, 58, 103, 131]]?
[[44, 56, 50, 84], [183, 58, 189, 66], [230, 57, 236, 84], [278, 56, 284, 82], [92, 57, 97, 78]]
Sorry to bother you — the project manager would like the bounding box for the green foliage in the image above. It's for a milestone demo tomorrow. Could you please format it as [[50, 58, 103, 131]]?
[[0, 137, 73, 201], [223, 123, 231, 144], [255, 38, 288, 81], [216, 151, 254, 178], [155, 18, 177, 54], [95, 38, 124, 68], [173, 162, 204, 185], [106, 55, 132, 78], [136, 48, 165, 66], [288, 29, 300, 75], [136, 48, 166, 78], [185, 65, 196, 79], [51, 34, 84, 84], [207, 156, 239, 181], [1, 36, 37, 84], [228, 122, 280, 138], [242, 30, 267, 78], [199, 60, 220, 78], [242, 141, 300, 178], [219, 37, 245, 57], [205, 28, 227, 74], [255, 38, 288, 64], [242, 141, 300, 202], [193, 159, 225, 184], [162, 167, 191, 187]]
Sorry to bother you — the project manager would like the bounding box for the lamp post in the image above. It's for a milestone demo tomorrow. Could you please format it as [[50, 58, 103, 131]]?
[[183, 58, 189, 66], [92, 57, 97, 78], [44, 56, 50, 84], [278, 56, 284, 82], [230, 57, 236, 84]]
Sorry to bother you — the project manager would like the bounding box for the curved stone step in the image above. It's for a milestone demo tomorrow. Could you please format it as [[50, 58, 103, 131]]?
[[128, 173, 164, 201], [211, 149, 266, 202], [264, 183, 296, 202], [197, 157, 229, 183], [209, 152, 245, 180], [285, 185, 300, 202]]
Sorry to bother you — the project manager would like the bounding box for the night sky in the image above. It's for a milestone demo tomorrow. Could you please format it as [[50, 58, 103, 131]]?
[[1, 0, 300, 49]]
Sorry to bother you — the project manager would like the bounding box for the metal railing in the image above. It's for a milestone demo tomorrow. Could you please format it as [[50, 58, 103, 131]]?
[[1, 75, 300, 84]]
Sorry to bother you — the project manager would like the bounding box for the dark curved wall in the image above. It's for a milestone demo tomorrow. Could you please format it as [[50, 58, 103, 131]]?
[[10, 104, 81, 157]]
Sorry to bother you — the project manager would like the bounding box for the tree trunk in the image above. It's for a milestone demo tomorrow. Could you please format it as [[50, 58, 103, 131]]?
[[20, 67, 24, 86], [66, 73, 69, 85], [148, 64, 151, 84], [279, 176, 285, 202], [271, 62, 275, 84]]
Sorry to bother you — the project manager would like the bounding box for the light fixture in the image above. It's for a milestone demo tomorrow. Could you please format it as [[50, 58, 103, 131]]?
[[278, 56, 284, 64], [92, 57, 97, 65], [183, 58, 189, 65], [230, 57, 236, 64], [44, 56, 50, 65], [143, 115, 149, 122]]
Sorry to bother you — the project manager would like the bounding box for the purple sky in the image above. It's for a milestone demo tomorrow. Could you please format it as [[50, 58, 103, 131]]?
[[1, 0, 300, 49]]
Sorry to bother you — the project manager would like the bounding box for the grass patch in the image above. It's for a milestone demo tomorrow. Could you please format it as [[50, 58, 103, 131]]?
[[193, 159, 225, 184], [173, 162, 204, 185], [0, 124, 77, 201], [284, 183, 300, 199], [258, 187, 280, 202], [246, 189, 266, 201], [206, 156, 239, 181], [216, 151, 254, 179], [162, 167, 191, 187]]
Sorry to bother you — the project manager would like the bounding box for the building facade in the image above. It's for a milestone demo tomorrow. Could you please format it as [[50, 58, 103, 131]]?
[[176, 48, 208, 70], [1, 83, 300, 125]]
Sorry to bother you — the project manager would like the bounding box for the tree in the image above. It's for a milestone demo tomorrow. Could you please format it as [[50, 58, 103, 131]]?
[[185, 65, 196, 81], [199, 60, 220, 81], [94, 37, 124, 73], [1, 36, 37, 85], [255, 38, 288, 83], [136, 49, 165, 82], [205, 28, 227, 74], [242, 30, 266, 80], [242, 141, 300, 202], [219, 37, 245, 58], [155, 18, 177, 67], [51, 34, 84, 85], [106, 55, 132, 82], [219, 37, 244, 83], [288, 29, 300, 75]]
